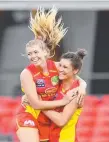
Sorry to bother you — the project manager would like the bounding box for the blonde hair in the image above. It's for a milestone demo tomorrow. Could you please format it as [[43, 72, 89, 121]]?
[[26, 39, 50, 58], [29, 7, 68, 57], [26, 39, 46, 49]]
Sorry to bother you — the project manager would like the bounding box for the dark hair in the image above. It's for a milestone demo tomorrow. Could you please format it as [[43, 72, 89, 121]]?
[[61, 49, 87, 70], [76, 49, 87, 60]]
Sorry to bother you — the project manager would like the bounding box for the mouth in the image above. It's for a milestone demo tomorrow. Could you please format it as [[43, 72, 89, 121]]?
[[32, 58, 40, 64], [59, 72, 66, 76]]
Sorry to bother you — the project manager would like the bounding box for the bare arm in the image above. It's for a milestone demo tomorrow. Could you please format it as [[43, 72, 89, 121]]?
[[74, 76, 87, 105], [20, 69, 72, 110], [76, 76, 87, 89], [43, 96, 79, 127]]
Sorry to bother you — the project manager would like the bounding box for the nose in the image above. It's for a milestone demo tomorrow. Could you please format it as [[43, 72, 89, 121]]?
[[59, 66, 64, 72], [31, 53, 36, 59]]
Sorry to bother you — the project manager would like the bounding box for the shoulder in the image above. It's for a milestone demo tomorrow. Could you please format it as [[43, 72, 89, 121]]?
[[20, 69, 32, 80], [26, 64, 35, 71], [47, 59, 55, 64], [76, 75, 87, 88], [47, 60, 58, 70]]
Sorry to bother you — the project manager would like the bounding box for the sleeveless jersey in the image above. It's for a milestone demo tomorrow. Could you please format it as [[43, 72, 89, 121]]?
[[22, 60, 59, 123], [26, 60, 59, 101], [50, 79, 82, 142]]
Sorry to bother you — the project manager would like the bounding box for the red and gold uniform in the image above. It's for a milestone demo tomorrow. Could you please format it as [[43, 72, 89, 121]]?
[[50, 80, 82, 142], [16, 60, 59, 141]]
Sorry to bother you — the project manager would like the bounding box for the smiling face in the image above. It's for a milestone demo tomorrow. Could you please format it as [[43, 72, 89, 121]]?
[[58, 58, 79, 80], [26, 40, 49, 66]]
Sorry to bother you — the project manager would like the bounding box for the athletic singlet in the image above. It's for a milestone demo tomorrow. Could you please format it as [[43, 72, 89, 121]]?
[[50, 79, 82, 142], [22, 60, 59, 122]]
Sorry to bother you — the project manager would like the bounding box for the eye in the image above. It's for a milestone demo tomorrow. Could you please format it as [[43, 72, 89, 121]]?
[[34, 50, 38, 54], [63, 65, 67, 69], [59, 63, 61, 67], [27, 52, 31, 56]]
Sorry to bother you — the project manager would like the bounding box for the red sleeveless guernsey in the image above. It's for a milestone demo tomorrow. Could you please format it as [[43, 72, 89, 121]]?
[[16, 60, 59, 141], [25, 60, 59, 126], [26, 60, 59, 101]]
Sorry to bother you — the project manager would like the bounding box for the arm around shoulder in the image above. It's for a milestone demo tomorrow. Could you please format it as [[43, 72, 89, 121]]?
[[20, 69, 69, 109], [76, 75, 87, 89]]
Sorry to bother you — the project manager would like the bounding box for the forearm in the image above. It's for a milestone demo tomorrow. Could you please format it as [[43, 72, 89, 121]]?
[[22, 94, 65, 110], [21, 70, 66, 110], [43, 110, 64, 126], [43, 98, 78, 126], [29, 99, 64, 110]]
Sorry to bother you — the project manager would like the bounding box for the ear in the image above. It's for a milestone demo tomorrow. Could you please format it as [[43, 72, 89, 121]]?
[[44, 48, 50, 58], [73, 69, 79, 75], [43, 49, 50, 58], [43, 49, 47, 54]]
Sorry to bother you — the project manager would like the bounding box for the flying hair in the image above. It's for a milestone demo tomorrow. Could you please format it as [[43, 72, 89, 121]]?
[[29, 7, 68, 56]]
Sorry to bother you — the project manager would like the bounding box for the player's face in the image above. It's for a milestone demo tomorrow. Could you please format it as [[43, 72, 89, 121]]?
[[26, 45, 48, 66], [58, 58, 78, 80]]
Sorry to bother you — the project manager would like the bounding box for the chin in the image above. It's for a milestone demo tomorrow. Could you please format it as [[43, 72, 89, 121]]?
[[59, 76, 65, 80], [32, 62, 38, 66], [34, 61, 42, 66]]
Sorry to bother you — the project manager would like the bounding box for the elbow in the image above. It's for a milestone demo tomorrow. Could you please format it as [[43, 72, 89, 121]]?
[[31, 103, 41, 109], [29, 100, 40, 109], [31, 104, 39, 109], [56, 120, 66, 127]]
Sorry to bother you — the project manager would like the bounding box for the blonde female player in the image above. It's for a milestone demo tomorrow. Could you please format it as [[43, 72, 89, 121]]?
[[16, 7, 86, 142]]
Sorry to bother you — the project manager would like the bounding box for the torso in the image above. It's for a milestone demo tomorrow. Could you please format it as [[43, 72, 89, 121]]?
[[50, 79, 82, 142], [26, 60, 59, 101], [21, 60, 59, 123]]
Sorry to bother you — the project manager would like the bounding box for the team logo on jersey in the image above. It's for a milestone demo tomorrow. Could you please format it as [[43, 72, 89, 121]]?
[[24, 120, 35, 126], [51, 76, 59, 86], [36, 79, 45, 87], [45, 87, 57, 97], [45, 87, 57, 94]]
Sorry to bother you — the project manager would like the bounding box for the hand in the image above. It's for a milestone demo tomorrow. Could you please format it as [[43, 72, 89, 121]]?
[[67, 87, 86, 107], [67, 88, 79, 97], [21, 94, 30, 106], [76, 86, 86, 106], [62, 92, 77, 105]]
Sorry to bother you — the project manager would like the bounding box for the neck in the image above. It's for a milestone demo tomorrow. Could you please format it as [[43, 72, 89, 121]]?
[[62, 76, 76, 91], [40, 60, 48, 73]]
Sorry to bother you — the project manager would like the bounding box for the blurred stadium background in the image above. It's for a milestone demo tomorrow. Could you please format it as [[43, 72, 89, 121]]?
[[0, 1, 109, 142]]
